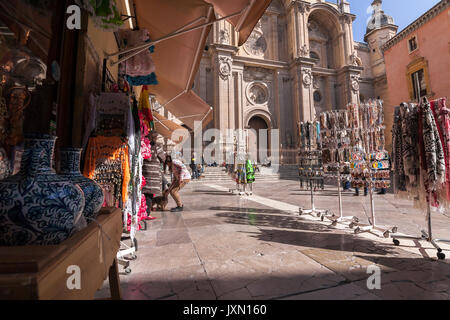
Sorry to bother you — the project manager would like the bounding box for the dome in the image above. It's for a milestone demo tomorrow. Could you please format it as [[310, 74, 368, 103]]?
[[366, 0, 395, 34]]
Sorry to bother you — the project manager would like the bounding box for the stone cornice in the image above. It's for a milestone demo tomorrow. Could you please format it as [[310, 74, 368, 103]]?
[[311, 67, 337, 76], [289, 56, 315, 69], [382, 0, 449, 52], [209, 44, 239, 55], [233, 55, 289, 70], [336, 65, 364, 76]]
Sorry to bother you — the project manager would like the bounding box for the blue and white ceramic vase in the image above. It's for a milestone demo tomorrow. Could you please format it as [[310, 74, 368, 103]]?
[[0, 134, 86, 246], [59, 148, 104, 222]]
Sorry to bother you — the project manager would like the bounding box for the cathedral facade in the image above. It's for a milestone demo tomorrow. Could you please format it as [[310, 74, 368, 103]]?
[[191, 0, 398, 163]]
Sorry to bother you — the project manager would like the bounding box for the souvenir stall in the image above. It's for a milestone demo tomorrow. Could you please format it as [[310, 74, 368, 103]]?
[[82, 90, 138, 273], [345, 100, 397, 237], [319, 110, 358, 226], [391, 97, 450, 260], [81, 21, 165, 273], [0, 0, 275, 299], [0, 0, 125, 299], [78, 21, 172, 273], [297, 121, 328, 219]]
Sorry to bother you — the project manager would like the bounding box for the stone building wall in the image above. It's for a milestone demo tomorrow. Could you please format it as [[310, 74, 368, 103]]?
[[189, 0, 395, 163], [383, 1, 450, 152]]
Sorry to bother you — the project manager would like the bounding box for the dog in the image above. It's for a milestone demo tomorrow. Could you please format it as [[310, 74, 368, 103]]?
[[151, 190, 169, 211]]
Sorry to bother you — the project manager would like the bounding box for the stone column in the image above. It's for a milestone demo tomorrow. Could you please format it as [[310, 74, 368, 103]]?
[[291, 66, 301, 129], [233, 64, 245, 131], [199, 61, 207, 101], [271, 14, 279, 61], [213, 42, 244, 161], [337, 32, 346, 68], [341, 23, 349, 65], [274, 69, 282, 132], [324, 76, 332, 111], [295, 59, 315, 122], [343, 15, 356, 66], [339, 15, 352, 66], [288, 4, 300, 59], [338, 66, 363, 106], [296, 2, 311, 58]]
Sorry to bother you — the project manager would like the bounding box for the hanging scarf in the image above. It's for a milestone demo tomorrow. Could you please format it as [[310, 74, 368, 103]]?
[[420, 100, 445, 192], [138, 85, 155, 131], [392, 107, 406, 191], [83, 136, 130, 204], [431, 98, 450, 206], [400, 103, 420, 191]]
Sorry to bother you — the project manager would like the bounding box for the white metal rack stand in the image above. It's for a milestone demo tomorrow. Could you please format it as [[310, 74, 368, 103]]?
[[391, 194, 449, 260], [298, 136, 327, 220], [329, 163, 360, 227], [116, 233, 137, 274], [352, 169, 398, 238], [299, 177, 329, 220], [318, 116, 357, 227]]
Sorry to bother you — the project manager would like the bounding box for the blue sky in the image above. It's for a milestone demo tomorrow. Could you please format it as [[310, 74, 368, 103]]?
[[348, 0, 441, 43]]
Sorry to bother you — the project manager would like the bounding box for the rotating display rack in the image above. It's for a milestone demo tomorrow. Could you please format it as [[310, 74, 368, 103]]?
[[351, 149, 397, 237], [346, 100, 397, 237], [297, 121, 328, 219], [319, 110, 359, 226]]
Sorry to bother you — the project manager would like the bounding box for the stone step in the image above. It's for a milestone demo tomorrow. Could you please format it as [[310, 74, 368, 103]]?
[[192, 174, 299, 182], [164, 167, 300, 182]]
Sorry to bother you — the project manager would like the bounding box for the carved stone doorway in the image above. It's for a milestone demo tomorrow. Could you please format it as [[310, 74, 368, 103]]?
[[247, 116, 269, 164]]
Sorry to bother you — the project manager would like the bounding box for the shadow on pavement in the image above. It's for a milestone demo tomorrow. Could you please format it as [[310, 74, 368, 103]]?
[[244, 228, 395, 256], [210, 206, 290, 215], [215, 212, 331, 233]]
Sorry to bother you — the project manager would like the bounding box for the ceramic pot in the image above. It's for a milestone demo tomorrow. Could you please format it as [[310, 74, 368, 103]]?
[[59, 148, 104, 222], [0, 134, 85, 246]]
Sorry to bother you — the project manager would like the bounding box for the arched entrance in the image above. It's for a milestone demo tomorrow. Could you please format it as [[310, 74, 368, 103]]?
[[247, 115, 269, 164], [307, 7, 346, 112]]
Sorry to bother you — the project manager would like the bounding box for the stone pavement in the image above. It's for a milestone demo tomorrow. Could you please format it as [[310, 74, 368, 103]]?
[[95, 180, 450, 300]]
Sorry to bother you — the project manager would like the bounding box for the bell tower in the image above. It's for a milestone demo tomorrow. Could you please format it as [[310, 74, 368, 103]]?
[[365, 0, 397, 81], [364, 0, 398, 151]]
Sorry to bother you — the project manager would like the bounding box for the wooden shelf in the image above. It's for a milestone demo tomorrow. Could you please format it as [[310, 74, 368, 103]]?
[[0, 208, 123, 300]]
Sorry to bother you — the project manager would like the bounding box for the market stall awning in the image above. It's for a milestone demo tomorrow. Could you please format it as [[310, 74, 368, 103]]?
[[117, 0, 271, 130], [131, 0, 214, 130], [153, 112, 187, 144], [163, 90, 213, 130]]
